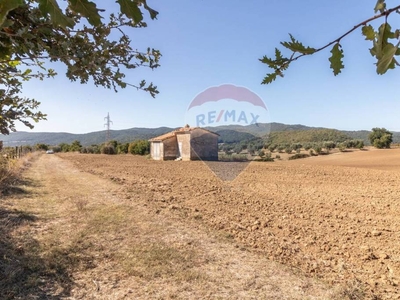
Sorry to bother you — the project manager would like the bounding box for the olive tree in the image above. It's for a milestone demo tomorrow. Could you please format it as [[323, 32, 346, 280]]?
[[369, 127, 393, 148]]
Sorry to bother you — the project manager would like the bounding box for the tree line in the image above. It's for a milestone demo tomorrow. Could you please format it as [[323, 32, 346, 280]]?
[[219, 127, 393, 160], [35, 139, 150, 156]]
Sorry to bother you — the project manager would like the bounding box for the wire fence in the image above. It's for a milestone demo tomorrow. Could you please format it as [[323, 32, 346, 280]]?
[[1, 144, 32, 160]]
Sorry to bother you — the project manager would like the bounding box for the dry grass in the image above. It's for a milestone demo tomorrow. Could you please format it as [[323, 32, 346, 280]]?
[[0, 152, 39, 194], [331, 279, 366, 300]]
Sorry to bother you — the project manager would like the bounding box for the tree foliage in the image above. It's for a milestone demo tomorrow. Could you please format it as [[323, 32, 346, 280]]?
[[369, 127, 393, 148], [69, 140, 82, 152], [1, 0, 161, 134], [261, 0, 400, 84], [128, 139, 149, 155]]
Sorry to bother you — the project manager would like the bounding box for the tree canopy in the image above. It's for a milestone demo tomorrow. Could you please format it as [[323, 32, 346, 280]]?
[[369, 127, 393, 148], [260, 0, 400, 84], [0, 0, 160, 134]]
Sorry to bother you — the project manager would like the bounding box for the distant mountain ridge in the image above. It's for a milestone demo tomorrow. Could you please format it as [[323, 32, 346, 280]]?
[[1, 123, 399, 147]]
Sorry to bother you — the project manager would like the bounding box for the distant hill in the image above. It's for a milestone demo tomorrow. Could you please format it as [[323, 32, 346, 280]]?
[[0, 127, 176, 147], [266, 129, 351, 145], [214, 130, 257, 143], [1, 123, 399, 147]]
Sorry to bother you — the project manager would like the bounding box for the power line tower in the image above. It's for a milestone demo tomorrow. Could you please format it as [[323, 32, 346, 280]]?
[[104, 112, 113, 142]]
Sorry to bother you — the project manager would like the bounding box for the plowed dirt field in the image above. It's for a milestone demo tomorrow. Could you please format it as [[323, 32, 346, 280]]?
[[59, 148, 400, 299]]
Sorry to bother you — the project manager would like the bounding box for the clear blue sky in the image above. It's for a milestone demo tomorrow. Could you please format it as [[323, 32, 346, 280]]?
[[15, 0, 400, 133]]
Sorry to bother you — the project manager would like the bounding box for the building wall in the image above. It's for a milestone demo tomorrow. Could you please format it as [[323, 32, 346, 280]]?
[[176, 133, 191, 161], [190, 129, 218, 161], [150, 141, 162, 160], [162, 136, 179, 160]]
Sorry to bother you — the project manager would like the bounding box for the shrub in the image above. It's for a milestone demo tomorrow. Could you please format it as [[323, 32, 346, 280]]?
[[35, 143, 48, 151], [52, 146, 61, 153], [253, 156, 274, 162], [129, 140, 150, 155], [323, 141, 336, 152], [314, 146, 322, 155], [289, 153, 310, 160], [221, 144, 233, 155], [233, 144, 243, 154], [268, 144, 277, 152], [101, 143, 116, 155], [291, 143, 302, 151], [69, 140, 82, 152], [285, 147, 292, 154], [303, 143, 312, 151], [342, 139, 365, 150], [108, 140, 119, 149], [275, 154, 281, 159], [218, 154, 248, 162], [338, 143, 346, 152], [117, 143, 129, 154], [369, 128, 393, 149], [355, 140, 364, 149], [247, 144, 256, 155], [59, 143, 70, 152]]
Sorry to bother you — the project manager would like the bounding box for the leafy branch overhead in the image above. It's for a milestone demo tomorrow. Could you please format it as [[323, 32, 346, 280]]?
[[260, 0, 400, 84], [0, 0, 161, 134]]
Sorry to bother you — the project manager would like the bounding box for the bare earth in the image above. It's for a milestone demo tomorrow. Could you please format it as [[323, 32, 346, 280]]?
[[2, 148, 400, 299], [1, 154, 339, 299]]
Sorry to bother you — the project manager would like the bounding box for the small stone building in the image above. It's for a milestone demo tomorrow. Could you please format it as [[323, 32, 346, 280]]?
[[149, 126, 219, 161]]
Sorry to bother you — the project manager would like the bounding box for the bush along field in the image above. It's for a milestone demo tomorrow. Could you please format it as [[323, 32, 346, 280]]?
[[44, 140, 151, 156]]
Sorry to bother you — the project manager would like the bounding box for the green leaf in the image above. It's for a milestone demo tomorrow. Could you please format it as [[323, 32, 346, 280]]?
[[260, 55, 278, 68], [362, 25, 375, 41], [8, 60, 20, 67], [275, 48, 283, 61], [143, 1, 159, 20], [69, 0, 102, 26], [376, 43, 398, 74], [116, 0, 143, 24], [0, 0, 23, 28], [281, 34, 316, 55], [329, 43, 344, 76], [38, 0, 75, 28], [374, 0, 386, 13], [261, 73, 278, 85], [371, 23, 395, 59]]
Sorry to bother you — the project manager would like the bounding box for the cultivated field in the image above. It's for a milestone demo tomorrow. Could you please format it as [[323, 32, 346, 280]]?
[[2, 148, 400, 299]]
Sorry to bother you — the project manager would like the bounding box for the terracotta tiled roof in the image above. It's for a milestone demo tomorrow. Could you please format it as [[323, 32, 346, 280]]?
[[148, 131, 176, 141], [149, 126, 219, 142]]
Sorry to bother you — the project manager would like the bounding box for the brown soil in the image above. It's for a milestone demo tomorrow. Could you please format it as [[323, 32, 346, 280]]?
[[1, 154, 340, 299], [58, 149, 400, 299]]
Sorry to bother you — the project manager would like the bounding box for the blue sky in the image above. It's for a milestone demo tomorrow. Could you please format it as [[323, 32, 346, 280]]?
[[14, 0, 400, 133]]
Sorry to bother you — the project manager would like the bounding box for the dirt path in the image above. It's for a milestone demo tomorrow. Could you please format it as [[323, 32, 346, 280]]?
[[1, 154, 339, 299]]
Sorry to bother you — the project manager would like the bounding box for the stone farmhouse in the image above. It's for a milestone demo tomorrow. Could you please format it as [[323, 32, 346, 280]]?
[[149, 126, 219, 161]]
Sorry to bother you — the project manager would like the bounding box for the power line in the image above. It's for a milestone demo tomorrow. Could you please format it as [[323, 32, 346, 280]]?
[[104, 112, 113, 142]]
